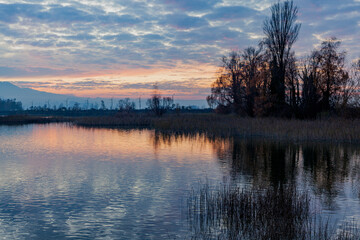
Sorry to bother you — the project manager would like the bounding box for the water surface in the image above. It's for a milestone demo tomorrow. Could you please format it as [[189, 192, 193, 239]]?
[[0, 124, 359, 239]]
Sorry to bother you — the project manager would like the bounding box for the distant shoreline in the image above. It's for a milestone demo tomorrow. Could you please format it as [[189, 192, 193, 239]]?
[[1, 113, 359, 144]]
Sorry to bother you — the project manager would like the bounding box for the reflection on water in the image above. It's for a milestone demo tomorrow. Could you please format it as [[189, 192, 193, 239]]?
[[214, 138, 360, 208], [0, 124, 359, 239]]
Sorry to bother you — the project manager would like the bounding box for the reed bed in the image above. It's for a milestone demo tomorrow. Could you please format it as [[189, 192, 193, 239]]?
[[153, 114, 360, 143], [75, 113, 360, 142], [187, 183, 360, 240], [74, 113, 153, 127], [2, 113, 360, 143], [0, 115, 70, 125]]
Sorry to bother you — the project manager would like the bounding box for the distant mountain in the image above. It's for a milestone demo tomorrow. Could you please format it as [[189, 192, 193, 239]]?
[[0, 82, 82, 108], [0, 82, 208, 109]]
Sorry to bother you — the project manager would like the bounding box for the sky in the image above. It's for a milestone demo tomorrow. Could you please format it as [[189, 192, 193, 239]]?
[[0, 0, 359, 100]]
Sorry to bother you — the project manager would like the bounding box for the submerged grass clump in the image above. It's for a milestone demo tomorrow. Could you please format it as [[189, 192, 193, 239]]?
[[187, 183, 360, 240]]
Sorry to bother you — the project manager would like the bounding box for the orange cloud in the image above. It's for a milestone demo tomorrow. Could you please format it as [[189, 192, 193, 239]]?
[[6, 62, 218, 100]]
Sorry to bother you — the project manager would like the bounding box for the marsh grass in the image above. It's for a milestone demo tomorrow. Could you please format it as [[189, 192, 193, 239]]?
[[74, 113, 360, 143], [153, 114, 360, 143], [0, 115, 70, 125], [2, 113, 360, 143], [74, 113, 153, 127], [187, 183, 360, 240]]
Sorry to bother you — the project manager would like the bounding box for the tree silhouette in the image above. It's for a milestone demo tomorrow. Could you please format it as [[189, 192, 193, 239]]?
[[207, 1, 359, 118], [147, 84, 174, 116], [316, 38, 348, 111], [242, 46, 265, 116], [207, 51, 245, 114], [263, 0, 301, 106], [207, 48, 267, 115], [118, 98, 135, 113], [300, 51, 322, 118], [286, 52, 300, 111]]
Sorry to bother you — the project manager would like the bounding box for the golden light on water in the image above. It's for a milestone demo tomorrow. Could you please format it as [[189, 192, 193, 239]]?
[[19, 124, 218, 164]]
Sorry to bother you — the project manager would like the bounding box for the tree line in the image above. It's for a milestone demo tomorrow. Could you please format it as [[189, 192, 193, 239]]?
[[0, 94, 189, 116], [0, 98, 22, 111], [207, 1, 360, 118]]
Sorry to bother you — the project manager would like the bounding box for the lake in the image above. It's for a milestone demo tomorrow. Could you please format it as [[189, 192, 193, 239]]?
[[0, 124, 359, 239]]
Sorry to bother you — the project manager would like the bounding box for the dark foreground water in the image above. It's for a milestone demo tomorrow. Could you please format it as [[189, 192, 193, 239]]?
[[0, 124, 359, 239]]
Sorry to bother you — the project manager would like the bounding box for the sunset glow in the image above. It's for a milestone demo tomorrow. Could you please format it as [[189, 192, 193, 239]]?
[[0, 0, 359, 100]]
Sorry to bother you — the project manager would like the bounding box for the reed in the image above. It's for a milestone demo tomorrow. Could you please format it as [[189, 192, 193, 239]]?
[[153, 114, 360, 143], [74, 113, 153, 127], [73, 113, 360, 142], [0, 115, 70, 125], [187, 183, 360, 240], [2, 113, 360, 143]]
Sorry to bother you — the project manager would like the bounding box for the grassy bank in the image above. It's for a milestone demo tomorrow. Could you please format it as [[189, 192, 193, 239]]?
[[2, 113, 360, 143]]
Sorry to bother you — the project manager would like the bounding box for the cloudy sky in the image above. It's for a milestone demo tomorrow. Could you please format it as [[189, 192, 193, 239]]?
[[0, 0, 359, 99]]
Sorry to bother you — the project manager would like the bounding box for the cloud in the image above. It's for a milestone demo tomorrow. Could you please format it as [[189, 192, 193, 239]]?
[[118, 78, 213, 93], [16, 39, 56, 47], [0, 3, 140, 25], [160, 13, 208, 29], [0, 3, 39, 23], [103, 33, 138, 42], [141, 34, 165, 41], [0, 0, 358, 96], [174, 25, 244, 47], [71, 80, 118, 88], [66, 33, 96, 41], [0, 66, 81, 78], [205, 6, 259, 21], [160, 0, 220, 11], [98, 14, 141, 25], [0, 3, 92, 23], [293, 0, 360, 59]]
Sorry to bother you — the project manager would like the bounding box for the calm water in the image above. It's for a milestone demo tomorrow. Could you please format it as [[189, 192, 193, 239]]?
[[0, 124, 359, 239]]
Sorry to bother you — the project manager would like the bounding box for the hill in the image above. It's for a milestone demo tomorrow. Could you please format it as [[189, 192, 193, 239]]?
[[0, 82, 81, 108], [0, 82, 208, 109]]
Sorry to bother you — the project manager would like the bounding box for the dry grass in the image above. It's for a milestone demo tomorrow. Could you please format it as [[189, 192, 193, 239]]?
[[2, 113, 360, 143], [153, 114, 360, 143], [0, 115, 70, 125], [75, 113, 360, 143], [74, 113, 153, 127]]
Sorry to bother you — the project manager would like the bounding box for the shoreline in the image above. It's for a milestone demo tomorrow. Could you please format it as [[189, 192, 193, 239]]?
[[1, 113, 360, 143]]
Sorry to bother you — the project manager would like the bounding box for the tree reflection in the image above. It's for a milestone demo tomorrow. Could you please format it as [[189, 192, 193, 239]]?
[[149, 131, 360, 206], [213, 139, 300, 187], [212, 138, 360, 207], [302, 144, 355, 208]]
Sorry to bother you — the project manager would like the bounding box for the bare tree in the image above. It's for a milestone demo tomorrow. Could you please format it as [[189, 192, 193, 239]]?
[[147, 85, 174, 116], [100, 100, 106, 110], [208, 47, 271, 116], [118, 98, 135, 113], [286, 52, 300, 110], [339, 59, 360, 108], [300, 51, 322, 118], [242, 46, 264, 116], [207, 51, 245, 113], [263, 0, 301, 105], [316, 38, 348, 110]]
